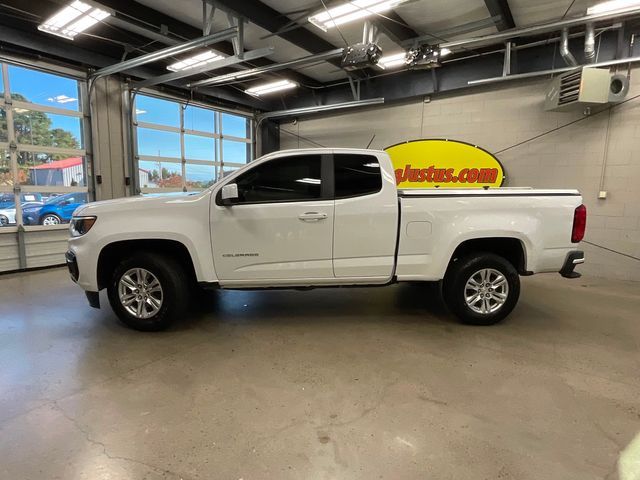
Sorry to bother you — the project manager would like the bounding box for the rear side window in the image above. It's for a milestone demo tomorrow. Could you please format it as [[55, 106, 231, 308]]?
[[234, 154, 322, 204], [334, 154, 382, 199]]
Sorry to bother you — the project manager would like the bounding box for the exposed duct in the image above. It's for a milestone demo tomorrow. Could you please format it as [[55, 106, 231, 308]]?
[[560, 28, 578, 66], [585, 23, 596, 63], [258, 98, 385, 122]]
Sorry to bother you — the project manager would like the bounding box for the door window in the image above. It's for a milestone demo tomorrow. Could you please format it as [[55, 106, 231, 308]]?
[[334, 154, 382, 199], [232, 155, 322, 204]]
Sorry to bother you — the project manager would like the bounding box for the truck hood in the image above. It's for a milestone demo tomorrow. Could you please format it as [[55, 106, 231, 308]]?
[[74, 191, 209, 217]]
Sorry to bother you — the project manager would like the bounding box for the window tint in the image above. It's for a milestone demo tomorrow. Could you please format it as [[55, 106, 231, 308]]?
[[334, 154, 382, 198], [234, 155, 321, 204]]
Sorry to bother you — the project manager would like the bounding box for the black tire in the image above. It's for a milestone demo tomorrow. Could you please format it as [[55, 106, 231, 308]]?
[[443, 252, 520, 326], [107, 252, 189, 331], [40, 213, 61, 225]]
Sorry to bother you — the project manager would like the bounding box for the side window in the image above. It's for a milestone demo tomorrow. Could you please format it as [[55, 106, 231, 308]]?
[[234, 155, 322, 204], [334, 154, 382, 198]]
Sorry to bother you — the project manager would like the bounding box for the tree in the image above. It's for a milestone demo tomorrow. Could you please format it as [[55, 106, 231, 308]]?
[[0, 93, 80, 171]]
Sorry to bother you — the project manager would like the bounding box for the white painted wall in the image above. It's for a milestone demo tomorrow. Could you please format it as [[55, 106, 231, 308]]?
[[280, 71, 640, 281]]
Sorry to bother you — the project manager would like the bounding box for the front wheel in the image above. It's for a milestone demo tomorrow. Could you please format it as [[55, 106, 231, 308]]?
[[41, 214, 61, 225], [443, 253, 520, 326], [107, 252, 189, 331]]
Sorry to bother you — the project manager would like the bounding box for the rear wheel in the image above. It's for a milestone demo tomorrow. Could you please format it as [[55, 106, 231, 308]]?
[[443, 253, 520, 325], [41, 214, 61, 225], [107, 252, 189, 331]]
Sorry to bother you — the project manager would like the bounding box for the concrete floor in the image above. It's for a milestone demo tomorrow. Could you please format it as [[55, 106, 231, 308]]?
[[1, 268, 639, 480]]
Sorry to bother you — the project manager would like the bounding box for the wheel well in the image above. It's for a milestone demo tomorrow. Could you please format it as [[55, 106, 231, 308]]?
[[448, 238, 527, 274], [97, 239, 197, 290]]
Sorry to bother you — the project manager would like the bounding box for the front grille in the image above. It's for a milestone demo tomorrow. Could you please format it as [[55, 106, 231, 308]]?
[[65, 251, 79, 282]]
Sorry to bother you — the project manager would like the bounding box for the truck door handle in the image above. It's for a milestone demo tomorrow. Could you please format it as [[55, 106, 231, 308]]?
[[298, 212, 328, 222]]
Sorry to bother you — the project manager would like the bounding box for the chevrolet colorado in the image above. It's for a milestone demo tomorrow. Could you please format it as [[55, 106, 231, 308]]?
[[66, 148, 586, 331]]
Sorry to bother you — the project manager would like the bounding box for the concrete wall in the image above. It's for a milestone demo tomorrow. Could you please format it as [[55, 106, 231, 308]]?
[[280, 71, 640, 281]]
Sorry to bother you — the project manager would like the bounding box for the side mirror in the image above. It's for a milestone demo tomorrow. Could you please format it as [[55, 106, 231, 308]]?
[[221, 183, 239, 206]]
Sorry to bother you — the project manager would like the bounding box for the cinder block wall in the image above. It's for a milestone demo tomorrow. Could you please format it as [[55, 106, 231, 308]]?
[[280, 71, 640, 281]]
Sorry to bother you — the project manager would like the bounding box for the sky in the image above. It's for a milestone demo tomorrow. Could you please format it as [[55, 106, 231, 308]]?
[[3, 65, 251, 184]]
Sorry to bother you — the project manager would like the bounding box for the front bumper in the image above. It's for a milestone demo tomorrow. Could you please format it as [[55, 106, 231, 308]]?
[[559, 250, 584, 278], [67, 249, 100, 308]]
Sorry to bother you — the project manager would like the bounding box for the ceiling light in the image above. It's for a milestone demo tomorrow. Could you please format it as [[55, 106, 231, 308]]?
[[296, 178, 321, 185], [48, 95, 77, 104], [377, 52, 407, 69], [309, 0, 408, 31], [245, 80, 298, 97], [587, 0, 640, 14], [440, 47, 452, 57], [38, 0, 111, 40], [166, 50, 225, 72]]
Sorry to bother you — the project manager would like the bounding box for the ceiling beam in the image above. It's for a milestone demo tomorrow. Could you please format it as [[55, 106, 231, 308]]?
[[209, 0, 345, 70], [94, 0, 323, 87], [483, 0, 516, 31]]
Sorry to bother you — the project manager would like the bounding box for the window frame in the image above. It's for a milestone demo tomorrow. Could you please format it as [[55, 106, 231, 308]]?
[[132, 91, 254, 194], [332, 153, 383, 200], [215, 153, 332, 206], [0, 57, 90, 231]]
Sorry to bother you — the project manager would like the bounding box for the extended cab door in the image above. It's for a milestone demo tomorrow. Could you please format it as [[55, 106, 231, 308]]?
[[211, 153, 335, 284], [332, 153, 399, 278]]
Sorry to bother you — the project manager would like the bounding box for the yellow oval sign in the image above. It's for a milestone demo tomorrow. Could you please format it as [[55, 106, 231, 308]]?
[[385, 139, 505, 189]]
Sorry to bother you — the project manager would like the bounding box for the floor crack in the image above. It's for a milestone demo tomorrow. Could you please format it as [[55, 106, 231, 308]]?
[[53, 400, 191, 480]]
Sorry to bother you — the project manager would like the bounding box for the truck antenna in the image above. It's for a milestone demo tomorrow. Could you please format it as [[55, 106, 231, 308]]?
[[365, 134, 375, 149]]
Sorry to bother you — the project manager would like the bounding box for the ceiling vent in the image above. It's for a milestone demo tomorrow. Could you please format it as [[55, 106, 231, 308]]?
[[544, 68, 629, 111]]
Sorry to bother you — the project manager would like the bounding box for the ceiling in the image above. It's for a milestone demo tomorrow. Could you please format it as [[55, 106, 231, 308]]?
[[0, 0, 608, 108], [136, 0, 600, 85]]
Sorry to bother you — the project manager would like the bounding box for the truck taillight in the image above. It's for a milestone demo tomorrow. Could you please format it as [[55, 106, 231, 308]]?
[[572, 204, 586, 243]]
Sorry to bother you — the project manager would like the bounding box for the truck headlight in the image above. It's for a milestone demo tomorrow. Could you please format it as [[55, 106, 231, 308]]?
[[70, 216, 97, 237]]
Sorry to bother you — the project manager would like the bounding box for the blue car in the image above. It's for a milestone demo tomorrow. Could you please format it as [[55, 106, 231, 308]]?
[[23, 192, 88, 226], [0, 193, 43, 210]]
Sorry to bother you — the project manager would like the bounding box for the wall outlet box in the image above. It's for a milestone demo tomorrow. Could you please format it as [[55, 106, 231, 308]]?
[[598, 190, 607, 199]]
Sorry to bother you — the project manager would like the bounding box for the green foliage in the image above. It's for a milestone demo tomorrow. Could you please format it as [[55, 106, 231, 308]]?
[[0, 93, 80, 168]]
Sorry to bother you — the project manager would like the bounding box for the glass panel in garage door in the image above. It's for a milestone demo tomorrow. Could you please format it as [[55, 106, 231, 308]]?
[[222, 139, 248, 165], [185, 163, 216, 189], [7, 65, 80, 112], [18, 152, 86, 187], [135, 95, 179, 128], [184, 105, 215, 133], [22, 191, 88, 226], [13, 109, 83, 149], [137, 128, 180, 158], [138, 159, 183, 189]]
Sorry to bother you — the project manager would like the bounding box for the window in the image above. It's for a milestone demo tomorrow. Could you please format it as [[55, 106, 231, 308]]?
[[234, 155, 322, 204], [134, 94, 253, 192], [334, 154, 382, 198], [0, 62, 88, 228]]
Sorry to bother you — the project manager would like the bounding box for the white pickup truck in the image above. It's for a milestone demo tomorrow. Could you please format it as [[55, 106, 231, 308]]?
[[66, 148, 586, 331]]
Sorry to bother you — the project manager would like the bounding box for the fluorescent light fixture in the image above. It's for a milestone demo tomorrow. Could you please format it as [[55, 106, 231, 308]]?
[[377, 52, 407, 69], [38, 1, 111, 40], [309, 0, 408, 30], [296, 178, 321, 185], [587, 0, 640, 14], [245, 80, 298, 97], [440, 47, 452, 57], [166, 50, 225, 72], [47, 94, 77, 104]]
